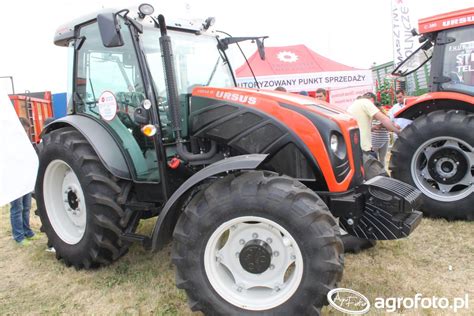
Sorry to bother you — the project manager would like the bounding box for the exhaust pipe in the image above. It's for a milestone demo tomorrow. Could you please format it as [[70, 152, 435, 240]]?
[[158, 15, 217, 161]]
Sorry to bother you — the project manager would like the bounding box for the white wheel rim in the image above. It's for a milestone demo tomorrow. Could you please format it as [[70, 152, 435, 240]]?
[[204, 216, 304, 311], [411, 136, 474, 202], [43, 159, 87, 244]]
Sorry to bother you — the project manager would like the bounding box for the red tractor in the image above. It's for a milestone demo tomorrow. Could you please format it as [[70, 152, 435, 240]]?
[[390, 7, 474, 220], [36, 4, 421, 314]]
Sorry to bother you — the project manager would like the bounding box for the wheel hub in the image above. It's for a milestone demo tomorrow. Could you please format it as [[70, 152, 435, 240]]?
[[67, 189, 79, 210], [239, 239, 272, 274], [428, 148, 467, 184]]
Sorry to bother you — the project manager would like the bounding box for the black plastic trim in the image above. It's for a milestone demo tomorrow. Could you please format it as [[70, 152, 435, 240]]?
[[150, 154, 268, 251], [189, 97, 327, 189], [42, 115, 131, 179]]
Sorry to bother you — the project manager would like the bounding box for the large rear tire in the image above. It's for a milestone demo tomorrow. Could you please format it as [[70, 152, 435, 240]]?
[[172, 171, 343, 315], [36, 127, 133, 268], [390, 110, 474, 220]]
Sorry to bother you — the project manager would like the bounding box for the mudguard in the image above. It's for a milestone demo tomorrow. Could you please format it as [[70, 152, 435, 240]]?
[[396, 92, 474, 120], [41, 115, 131, 179], [150, 154, 268, 252]]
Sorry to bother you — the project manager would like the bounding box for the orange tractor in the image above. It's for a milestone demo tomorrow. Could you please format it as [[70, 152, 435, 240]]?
[[36, 4, 422, 314], [390, 7, 474, 220]]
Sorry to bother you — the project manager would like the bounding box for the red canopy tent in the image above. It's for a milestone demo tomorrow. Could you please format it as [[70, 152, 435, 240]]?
[[235, 45, 373, 105]]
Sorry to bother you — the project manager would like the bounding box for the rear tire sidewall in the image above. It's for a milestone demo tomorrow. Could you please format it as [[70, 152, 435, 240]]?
[[37, 139, 96, 261], [391, 111, 474, 220]]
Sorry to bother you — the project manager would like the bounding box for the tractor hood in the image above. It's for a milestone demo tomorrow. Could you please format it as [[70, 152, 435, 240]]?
[[190, 87, 363, 192], [192, 87, 357, 127]]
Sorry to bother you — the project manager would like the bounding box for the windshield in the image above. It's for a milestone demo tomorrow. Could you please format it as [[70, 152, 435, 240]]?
[[392, 41, 433, 77], [142, 29, 235, 98], [440, 25, 474, 95]]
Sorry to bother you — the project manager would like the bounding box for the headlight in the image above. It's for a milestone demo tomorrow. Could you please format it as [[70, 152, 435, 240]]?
[[330, 132, 347, 160], [330, 134, 339, 153]]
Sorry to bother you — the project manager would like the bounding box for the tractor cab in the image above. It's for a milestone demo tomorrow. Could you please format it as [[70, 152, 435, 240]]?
[[54, 7, 245, 184], [393, 7, 474, 96]]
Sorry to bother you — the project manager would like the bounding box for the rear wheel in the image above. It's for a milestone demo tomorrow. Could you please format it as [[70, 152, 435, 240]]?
[[390, 110, 474, 220], [36, 127, 134, 268], [173, 171, 343, 315]]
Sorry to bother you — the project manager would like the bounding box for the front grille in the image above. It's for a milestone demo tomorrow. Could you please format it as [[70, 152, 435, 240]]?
[[334, 159, 350, 182]]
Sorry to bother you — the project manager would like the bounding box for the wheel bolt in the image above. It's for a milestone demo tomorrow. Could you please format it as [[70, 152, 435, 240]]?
[[434, 159, 437, 162], [347, 218, 354, 226], [291, 255, 296, 260], [239, 239, 245, 245], [237, 286, 242, 292], [235, 252, 240, 257], [231, 225, 237, 230], [274, 286, 281, 292], [252, 233, 258, 239], [273, 251, 279, 257], [216, 256, 222, 263], [266, 238, 273, 244], [443, 178, 446, 181], [456, 161, 459, 165], [269, 264, 275, 270]]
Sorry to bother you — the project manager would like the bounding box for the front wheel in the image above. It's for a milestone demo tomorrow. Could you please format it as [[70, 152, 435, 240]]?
[[390, 110, 474, 220], [172, 171, 343, 315]]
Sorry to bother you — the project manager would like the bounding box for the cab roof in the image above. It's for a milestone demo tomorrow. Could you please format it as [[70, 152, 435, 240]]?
[[54, 7, 211, 47], [418, 7, 474, 34]]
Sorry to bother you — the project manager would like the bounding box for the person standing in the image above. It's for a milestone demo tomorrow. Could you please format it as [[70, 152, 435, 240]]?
[[347, 92, 401, 156], [371, 102, 390, 167], [388, 89, 412, 138], [10, 117, 36, 246]]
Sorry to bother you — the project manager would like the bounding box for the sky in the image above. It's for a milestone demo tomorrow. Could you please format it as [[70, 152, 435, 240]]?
[[0, 0, 472, 94]]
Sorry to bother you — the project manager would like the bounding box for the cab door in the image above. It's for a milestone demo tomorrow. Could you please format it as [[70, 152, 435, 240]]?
[[73, 18, 160, 182]]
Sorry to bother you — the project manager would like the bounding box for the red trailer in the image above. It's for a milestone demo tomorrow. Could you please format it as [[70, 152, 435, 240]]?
[[9, 91, 53, 143]]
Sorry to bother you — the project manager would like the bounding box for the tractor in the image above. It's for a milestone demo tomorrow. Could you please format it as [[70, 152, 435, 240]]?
[[37, 4, 422, 314], [390, 7, 474, 220]]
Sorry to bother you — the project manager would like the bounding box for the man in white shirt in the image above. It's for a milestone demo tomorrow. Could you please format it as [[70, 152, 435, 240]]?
[[388, 89, 412, 133]]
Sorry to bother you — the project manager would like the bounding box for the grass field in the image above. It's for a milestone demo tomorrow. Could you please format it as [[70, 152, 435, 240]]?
[[0, 202, 473, 315]]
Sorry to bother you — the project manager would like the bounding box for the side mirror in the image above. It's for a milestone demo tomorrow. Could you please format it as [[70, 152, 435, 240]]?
[[256, 38, 265, 60], [97, 13, 124, 48]]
